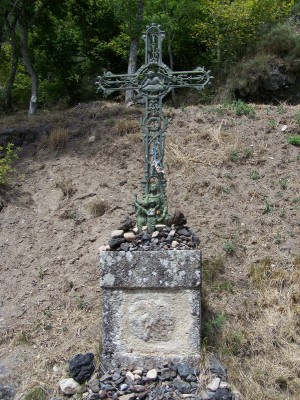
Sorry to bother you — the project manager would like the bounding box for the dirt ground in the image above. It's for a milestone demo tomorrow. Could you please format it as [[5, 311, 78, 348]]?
[[0, 101, 299, 399]]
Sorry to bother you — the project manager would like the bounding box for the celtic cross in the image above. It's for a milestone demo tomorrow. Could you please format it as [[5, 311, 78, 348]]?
[[96, 23, 212, 220]]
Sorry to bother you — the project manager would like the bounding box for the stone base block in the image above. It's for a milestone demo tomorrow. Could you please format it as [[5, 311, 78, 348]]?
[[99, 250, 201, 369]]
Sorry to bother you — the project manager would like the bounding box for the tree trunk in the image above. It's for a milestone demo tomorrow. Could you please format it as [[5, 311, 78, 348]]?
[[165, 0, 176, 106], [5, 34, 19, 111], [19, 24, 38, 115], [125, 0, 144, 106]]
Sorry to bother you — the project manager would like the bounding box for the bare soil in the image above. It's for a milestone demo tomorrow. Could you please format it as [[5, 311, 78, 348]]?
[[0, 101, 299, 399]]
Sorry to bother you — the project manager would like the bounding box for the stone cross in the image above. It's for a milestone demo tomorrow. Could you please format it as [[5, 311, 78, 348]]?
[[96, 23, 212, 201]]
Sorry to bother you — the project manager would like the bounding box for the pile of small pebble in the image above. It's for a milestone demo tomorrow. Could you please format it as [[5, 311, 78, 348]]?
[[57, 354, 238, 400], [99, 212, 200, 252]]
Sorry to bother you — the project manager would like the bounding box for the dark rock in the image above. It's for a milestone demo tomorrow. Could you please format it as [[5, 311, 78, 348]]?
[[186, 374, 197, 382], [173, 379, 191, 394], [170, 209, 187, 226], [112, 372, 121, 381], [115, 376, 125, 384], [118, 215, 135, 231], [214, 387, 233, 400], [69, 352, 95, 384], [99, 374, 112, 382], [87, 394, 102, 400], [108, 237, 125, 249], [208, 354, 227, 381], [177, 363, 194, 379], [159, 368, 174, 381], [142, 232, 151, 241], [120, 242, 130, 252], [192, 234, 200, 245], [158, 231, 168, 238], [176, 228, 191, 237]]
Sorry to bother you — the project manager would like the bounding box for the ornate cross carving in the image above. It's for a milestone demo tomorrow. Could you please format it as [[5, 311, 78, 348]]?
[[96, 23, 212, 231]]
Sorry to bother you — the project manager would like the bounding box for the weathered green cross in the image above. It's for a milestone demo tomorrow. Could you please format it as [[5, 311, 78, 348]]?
[[96, 23, 212, 228]]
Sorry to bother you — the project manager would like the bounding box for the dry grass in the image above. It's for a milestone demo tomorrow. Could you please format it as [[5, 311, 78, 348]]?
[[55, 178, 75, 198], [47, 127, 69, 150], [116, 118, 140, 135], [88, 198, 109, 217], [2, 102, 300, 400]]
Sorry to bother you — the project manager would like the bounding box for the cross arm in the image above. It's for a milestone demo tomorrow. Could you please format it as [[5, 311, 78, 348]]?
[[96, 71, 139, 96], [169, 67, 213, 91]]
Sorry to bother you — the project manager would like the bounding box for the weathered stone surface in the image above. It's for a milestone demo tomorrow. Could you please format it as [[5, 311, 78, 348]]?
[[100, 250, 201, 288], [99, 250, 201, 369], [0, 384, 15, 400]]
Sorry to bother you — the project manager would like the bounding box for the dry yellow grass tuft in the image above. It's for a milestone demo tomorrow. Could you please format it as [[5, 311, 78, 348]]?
[[48, 127, 69, 150], [89, 198, 109, 217]]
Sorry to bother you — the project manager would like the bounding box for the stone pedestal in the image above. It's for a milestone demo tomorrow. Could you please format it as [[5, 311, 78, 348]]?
[[99, 250, 201, 369]]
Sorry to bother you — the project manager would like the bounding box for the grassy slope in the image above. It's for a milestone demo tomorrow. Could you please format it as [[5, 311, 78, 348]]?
[[0, 101, 299, 399]]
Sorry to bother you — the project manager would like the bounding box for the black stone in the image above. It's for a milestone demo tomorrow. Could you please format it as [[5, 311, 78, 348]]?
[[142, 232, 151, 241], [120, 242, 130, 251], [192, 234, 200, 245], [69, 352, 95, 384], [118, 215, 135, 231], [186, 374, 197, 382], [208, 354, 227, 381], [87, 394, 102, 400], [176, 228, 191, 237], [177, 363, 194, 379], [214, 388, 233, 400], [170, 209, 187, 226], [108, 237, 125, 249], [173, 379, 191, 394]]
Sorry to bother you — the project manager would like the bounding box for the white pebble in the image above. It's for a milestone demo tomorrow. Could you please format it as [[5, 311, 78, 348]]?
[[111, 230, 124, 238], [206, 377, 220, 391], [146, 368, 157, 380], [59, 378, 80, 395], [124, 231, 135, 241], [126, 370, 135, 381]]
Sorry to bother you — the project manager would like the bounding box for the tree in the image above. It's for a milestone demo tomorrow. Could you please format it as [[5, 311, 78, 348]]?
[[3, 0, 56, 115]]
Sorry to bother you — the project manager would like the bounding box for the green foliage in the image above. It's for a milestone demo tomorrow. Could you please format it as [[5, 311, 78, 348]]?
[[223, 238, 236, 255], [229, 149, 239, 162], [279, 177, 288, 190], [231, 100, 255, 117], [288, 135, 300, 146], [23, 387, 47, 400], [203, 313, 226, 341], [0, 143, 19, 185], [263, 199, 272, 214], [295, 111, 300, 126], [193, 0, 295, 69], [250, 170, 261, 180]]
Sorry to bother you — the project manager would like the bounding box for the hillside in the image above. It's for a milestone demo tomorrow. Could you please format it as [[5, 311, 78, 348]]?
[[0, 101, 299, 399]]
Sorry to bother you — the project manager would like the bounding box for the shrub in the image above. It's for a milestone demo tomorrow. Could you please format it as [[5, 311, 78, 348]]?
[[0, 143, 19, 185], [231, 100, 256, 118]]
